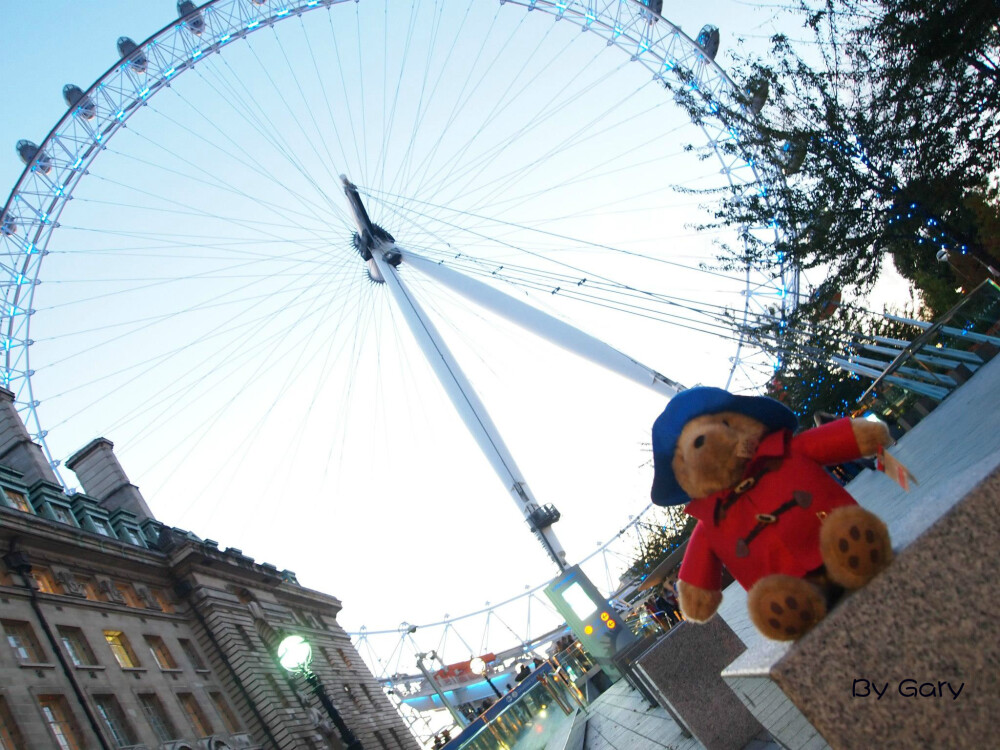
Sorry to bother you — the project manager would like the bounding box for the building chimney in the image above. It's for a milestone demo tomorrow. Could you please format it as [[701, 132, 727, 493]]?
[[0, 387, 61, 488], [66, 438, 155, 522]]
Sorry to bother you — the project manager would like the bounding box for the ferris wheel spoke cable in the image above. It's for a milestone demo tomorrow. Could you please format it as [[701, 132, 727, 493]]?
[[413, 14, 569, 201], [322, 8, 365, 183], [397, 1, 510, 201], [441, 261, 746, 326], [43, 257, 356, 437], [372, 210, 748, 338], [404, 10, 536, 199], [374, 0, 420, 194], [387, 245, 747, 344], [420, 37, 612, 208], [356, 207, 746, 341], [68, 169, 337, 256], [193, 54, 347, 228], [232, 37, 346, 205], [158, 264, 367, 525], [46, 230, 333, 258], [229, 270, 362, 531], [392, 0, 487, 200], [37, 256, 337, 349], [457, 114, 689, 222], [269, 24, 346, 193], [433, 44, 658, 214], [450, 75, 664, 218], [322, 278, 384, 491], [364, 186, 748, 285], [64, 251, 358, 408], [38, 248, 344, 372], [156, 75, 346, 228], [102, 127, 339, 236], [36, 231, 334, 315], [444, 262, 746, 331], [401, 246, 746, 332], [298, 15, 354, 188]]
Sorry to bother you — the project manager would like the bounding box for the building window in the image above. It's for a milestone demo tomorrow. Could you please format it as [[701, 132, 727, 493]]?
[[76, 576, 101, 601], [117, 527, 140, 545], [0, 695, 26, 749], [3, 619, 46, 663], [337, 647, 354, 669], [49, 504, 77, 526], [151, 588, 174, 613], [178, 638, 207, 671], [177, 692, 213, 736], [373, 730, 391, 750], [91, 519, 114, 537], [103, 631, 141, 669], [210, 692, 241, 733], [389, 728, 406, 747], [138, 693, 179, 743], [115, 582, 143, 608], [2, 489, 31, 513], [145, 635, 178, 670], [32, 568, 61, 594], [38, 695, 84, 750], [57, 626, 98, 667], [93, 695, 137, 748]]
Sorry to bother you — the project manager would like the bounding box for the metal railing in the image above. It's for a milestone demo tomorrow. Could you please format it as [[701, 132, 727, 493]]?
[[842, 281, 1000, 428]]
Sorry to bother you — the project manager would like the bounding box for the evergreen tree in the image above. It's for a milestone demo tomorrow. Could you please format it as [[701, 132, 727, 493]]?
[[621, 506, 694, 583], [667, 0, 1000, 305]]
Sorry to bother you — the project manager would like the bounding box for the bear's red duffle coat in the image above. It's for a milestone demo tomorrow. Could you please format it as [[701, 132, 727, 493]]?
[[678, 417, 866, 592]]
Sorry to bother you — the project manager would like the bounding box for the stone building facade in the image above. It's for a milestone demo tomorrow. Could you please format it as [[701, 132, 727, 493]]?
[[0, 388, 418, 750]]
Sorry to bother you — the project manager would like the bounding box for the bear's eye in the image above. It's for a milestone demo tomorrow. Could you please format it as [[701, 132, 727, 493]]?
[[722, 419, 730, 427], [694, 435, 706, 449]]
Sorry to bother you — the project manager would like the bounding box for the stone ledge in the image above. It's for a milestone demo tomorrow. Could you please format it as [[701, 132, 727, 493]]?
[[771, 464, 1000, 749]]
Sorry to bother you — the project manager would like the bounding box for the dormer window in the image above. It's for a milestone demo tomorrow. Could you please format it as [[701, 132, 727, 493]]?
[[2, 489, 31, 513]]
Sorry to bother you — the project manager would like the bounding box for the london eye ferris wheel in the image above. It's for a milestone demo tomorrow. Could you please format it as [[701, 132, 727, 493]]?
[[1, 0, 793, 635]]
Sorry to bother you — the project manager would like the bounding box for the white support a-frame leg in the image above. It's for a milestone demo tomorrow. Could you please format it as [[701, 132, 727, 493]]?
[[370, 248, 569, 571], [400, 248, 682, 398]]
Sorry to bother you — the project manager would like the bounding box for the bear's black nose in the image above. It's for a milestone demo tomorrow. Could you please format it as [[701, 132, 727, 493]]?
[[694, 435, 706, 449]]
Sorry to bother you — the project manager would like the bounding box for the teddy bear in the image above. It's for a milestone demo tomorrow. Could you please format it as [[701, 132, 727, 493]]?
[[649, 386, 895, 641]]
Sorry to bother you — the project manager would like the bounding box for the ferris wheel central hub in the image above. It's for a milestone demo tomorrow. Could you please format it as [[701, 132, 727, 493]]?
[[341, 175, 401, 283]]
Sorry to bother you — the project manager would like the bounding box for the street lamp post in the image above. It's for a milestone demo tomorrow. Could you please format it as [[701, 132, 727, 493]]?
[[469, 656, 503, 700], [416, 651, 469, 729], [278, 635, 364, 750]]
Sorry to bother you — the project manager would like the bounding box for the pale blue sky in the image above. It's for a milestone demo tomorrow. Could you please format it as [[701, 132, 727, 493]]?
[[0, 1, 810, 651]]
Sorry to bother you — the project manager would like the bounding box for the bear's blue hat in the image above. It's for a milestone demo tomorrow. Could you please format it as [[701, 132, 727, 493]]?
[[650, 387, 797, 506]]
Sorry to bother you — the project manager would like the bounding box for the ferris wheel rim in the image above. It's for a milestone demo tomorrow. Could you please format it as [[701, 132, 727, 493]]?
[[1, 0, 789, 492], [0, 0, 788, 552], [1, 5, 789, 723]]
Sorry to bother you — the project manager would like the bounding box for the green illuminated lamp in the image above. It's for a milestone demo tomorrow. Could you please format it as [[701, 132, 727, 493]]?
[[277, 634, 313, 673]]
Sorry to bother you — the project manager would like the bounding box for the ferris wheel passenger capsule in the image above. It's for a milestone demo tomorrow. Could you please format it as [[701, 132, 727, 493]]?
[[16, 140, 52, 175], [640, 0, 663, 21], [696, 25, 720, 60], [746, 77, 769, 115], [0, 214, 16, 237], [63, 84, 97, 120], [781, 140, 807, 175], [177, 1, 206, 36], [117, 37, 148, 74]]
